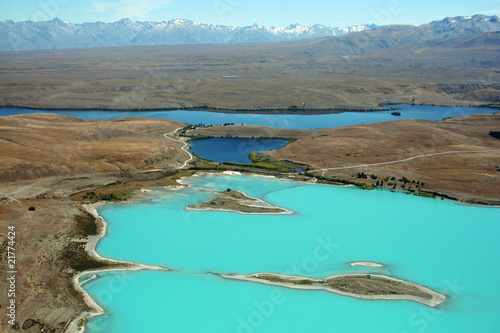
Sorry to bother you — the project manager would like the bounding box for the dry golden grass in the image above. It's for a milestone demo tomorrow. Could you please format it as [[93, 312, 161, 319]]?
[[0, 114, 195, 332], [190, 114, 500, 204], [0, 113, 185, 182]]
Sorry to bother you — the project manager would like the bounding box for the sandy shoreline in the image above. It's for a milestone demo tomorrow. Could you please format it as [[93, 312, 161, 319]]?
[[66, 171, 456, 331], [2, 109, 497, 331], [64, 202, 172, 333]]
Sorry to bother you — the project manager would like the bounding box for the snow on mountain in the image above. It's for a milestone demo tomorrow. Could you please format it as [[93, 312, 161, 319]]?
[[0, 18, 377, 51], [0, 15, 498, 52]]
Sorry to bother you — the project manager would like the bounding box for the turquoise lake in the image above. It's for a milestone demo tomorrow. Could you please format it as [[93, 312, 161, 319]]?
[[83, 174, 500, 332]]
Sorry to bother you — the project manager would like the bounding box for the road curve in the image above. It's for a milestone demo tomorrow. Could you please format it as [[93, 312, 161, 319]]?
[[164, 127, 194, 169], [1, 128, 194, 199], [308, 149, 500, 173]]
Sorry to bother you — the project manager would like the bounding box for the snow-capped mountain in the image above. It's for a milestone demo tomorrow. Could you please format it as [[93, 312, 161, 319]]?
[[0, 18, 377, 51], [0, 15, 498, 52]]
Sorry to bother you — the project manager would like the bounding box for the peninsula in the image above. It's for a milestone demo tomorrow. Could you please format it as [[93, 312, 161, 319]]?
[[219, 272, 446, 307], [187, 189, 291, 214]]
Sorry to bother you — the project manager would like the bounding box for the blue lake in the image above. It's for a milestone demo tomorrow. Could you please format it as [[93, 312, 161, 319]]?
[[0, 104, 497, 129], [189, 137, 288, 163], [83, 174, 500, 333]]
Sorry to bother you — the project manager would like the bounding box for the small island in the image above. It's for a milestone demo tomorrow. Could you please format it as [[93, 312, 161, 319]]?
[[348, 261, 385, 268], [219, 272, 446, 307], [186, 189, 292, 214]]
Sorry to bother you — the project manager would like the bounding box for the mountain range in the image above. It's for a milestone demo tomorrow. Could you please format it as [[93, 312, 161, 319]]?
[[281, 14, 500, 57], [0, 18, 377, 52], [0, 14, 499, 110], [1, 15, 498, 53]]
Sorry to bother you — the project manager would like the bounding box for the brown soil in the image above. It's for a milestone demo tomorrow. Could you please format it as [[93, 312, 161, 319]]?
[[253, 272, 430, 299], [326, 275, 431, 299], [0, 200, 119, 332]]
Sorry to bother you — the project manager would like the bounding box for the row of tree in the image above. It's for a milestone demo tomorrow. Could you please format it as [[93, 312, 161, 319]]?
[[355, 173, 426, 190]]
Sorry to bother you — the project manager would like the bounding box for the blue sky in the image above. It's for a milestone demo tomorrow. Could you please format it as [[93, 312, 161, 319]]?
[[1, 0, 499, 27]]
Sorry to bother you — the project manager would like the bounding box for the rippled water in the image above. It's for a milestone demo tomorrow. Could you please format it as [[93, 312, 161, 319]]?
[[83, 174, 500, 332]]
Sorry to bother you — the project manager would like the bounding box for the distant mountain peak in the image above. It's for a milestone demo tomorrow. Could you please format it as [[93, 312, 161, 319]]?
[[171, 18, 192, 24], [431, 14, 498, 24], [0, 15, 498, 52], [48, 17, 68, 26]]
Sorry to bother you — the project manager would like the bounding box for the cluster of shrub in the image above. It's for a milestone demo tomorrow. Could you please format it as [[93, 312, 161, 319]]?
[[82, 191, 127, 202]]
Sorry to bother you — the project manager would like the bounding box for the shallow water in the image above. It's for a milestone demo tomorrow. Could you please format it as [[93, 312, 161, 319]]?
[[84, 174, 500, 332], [1, 104, 496, 129]]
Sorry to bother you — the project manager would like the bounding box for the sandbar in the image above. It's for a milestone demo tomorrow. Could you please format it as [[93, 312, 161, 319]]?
[[348, 261, 385, 268]]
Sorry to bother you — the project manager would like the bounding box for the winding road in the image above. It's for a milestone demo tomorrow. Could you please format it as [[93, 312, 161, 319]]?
[[164, 127, 194, 169], [3, 128, 497, 199], [1, 127, 194, 199], [308, 149, 500, 174]]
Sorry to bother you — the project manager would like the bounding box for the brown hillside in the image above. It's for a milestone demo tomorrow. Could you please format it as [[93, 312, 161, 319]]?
[[0, 114, 185, 183], [190, 114, 500, 204], [269, 114, 500, 204]]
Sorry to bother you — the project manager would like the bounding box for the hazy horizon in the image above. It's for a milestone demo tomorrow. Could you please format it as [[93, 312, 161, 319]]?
[[1, 13, 498, 30], [3, 0, 499, 28]]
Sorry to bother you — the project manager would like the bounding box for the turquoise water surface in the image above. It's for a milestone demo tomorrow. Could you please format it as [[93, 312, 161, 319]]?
[[83, 174, 500, 332]]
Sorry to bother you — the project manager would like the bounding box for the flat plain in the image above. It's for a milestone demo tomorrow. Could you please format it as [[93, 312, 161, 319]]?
[[0, 30, 499, 111]]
